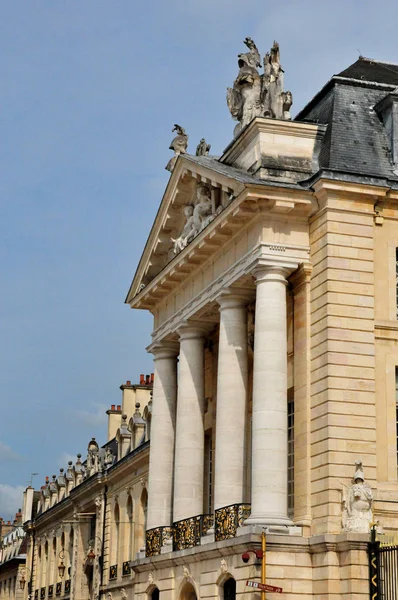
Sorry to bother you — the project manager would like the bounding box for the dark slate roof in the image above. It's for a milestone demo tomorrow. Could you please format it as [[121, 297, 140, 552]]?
[[338, 57, 398, 86], [296, 58, 398, 181]]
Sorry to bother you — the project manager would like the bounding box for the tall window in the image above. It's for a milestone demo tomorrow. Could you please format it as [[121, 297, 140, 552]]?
[[396, 368, 398, 468], [113, 503, 120, 566], [204, 433, 213, 514], [126, 495, 134, 560], [396, 249, 398, 318], [287, 392, 294, 517]]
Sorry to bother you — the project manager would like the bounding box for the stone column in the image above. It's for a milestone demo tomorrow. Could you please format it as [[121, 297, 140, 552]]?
[[173, 325, 206, 522], [146, 343, 179, 530], [246, 266, 291, 526], [214, 291, 249, 510]]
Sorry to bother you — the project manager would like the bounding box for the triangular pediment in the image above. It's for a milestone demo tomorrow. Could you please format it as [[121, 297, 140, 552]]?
[[125, 154, 247, 306]]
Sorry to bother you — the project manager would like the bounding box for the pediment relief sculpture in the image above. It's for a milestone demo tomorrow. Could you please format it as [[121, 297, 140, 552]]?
[[227, 38, 293, 137], [172, 181, 233, 255]]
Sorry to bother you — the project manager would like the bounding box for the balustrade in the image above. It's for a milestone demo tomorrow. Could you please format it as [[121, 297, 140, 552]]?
[[214, 503, 251, 541]]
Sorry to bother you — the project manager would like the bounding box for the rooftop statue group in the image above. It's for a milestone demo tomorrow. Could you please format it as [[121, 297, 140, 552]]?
[[227, 38, 293, 137]]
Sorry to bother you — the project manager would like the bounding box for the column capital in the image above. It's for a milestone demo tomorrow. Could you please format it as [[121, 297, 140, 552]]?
[[177, 321, 210, 341], [216, 287, 253, 310], [148, 341, 179, 360], [253, 264, 291, 285]]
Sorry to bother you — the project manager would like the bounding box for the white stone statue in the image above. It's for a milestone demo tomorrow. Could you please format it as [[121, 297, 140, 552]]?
[[227, 38, 293, 137], [172, 183, 215, 254], [196, 138, 211, 156], [121, 589, 128, 600], [342, 460, 373, 533]]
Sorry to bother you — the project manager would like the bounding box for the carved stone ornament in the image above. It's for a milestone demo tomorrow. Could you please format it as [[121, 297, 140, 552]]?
[[147, 572, 154, 585], [196, 138, 211, 156], [220, 558, 228, 573], [121, 589, 128, 600], [227, 38, 293, 137], [166, 124, 189, 172], [108, 594, 113, 600], [172, 182, 216, 255], [342, 460, 373, 533], [182, 566, 190, 579]]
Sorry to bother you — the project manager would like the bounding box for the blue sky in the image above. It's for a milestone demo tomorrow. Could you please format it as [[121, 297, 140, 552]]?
[[0, 0, 397, 519]]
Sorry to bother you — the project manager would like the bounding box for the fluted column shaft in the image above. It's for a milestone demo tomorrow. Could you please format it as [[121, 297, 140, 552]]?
[[214, 293, 248, 510], [146, 343, 178, 530], [173, 326, 206, 523], [246, 266, 291, 526]]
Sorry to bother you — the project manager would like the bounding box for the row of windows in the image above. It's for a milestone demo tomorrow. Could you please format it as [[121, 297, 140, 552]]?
[[148, 577, 236, 600]]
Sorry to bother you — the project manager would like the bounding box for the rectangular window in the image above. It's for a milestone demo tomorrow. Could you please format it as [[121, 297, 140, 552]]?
[[287, 390, 294, 517]]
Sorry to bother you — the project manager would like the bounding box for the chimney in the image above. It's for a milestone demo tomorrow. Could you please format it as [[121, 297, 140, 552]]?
[[106, 404, 122, 442], [150, 373, 154, 384], [140, 374, 145, 385], [145, 374, 150, 385]]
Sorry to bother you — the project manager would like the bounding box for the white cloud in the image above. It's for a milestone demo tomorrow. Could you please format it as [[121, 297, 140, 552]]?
[[0, 441, 22, 462], [0, 484, 25, 521]]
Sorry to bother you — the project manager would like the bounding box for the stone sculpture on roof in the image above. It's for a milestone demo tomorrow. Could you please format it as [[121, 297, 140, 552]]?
[[342, 460, 373, 533], [166, 124, 189, 172], [196, 138, 211, 156], [227, 38, 293, 137]]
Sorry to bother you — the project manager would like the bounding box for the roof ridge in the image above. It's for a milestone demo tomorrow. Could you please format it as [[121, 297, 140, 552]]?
[[359, 56, 398, 68]]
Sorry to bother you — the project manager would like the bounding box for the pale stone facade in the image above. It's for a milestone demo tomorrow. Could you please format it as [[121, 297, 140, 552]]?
[[21, 49, 398, 600]]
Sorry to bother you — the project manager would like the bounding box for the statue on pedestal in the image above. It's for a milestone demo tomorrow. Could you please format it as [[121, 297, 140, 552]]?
[[227, 38, 293, 137], [342, 460, 373, 533]]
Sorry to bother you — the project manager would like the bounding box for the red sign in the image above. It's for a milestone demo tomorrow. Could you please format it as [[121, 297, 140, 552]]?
[[246, 581, 283, 594]]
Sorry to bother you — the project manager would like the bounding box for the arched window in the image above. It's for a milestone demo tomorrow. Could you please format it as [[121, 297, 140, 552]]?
[[223, 578, 236, 600], [151, 588, 159, 600], [126, 495, 134, 560]]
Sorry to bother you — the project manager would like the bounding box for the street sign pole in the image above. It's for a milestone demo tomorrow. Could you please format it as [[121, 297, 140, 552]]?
[[261, 531, 266, 600]]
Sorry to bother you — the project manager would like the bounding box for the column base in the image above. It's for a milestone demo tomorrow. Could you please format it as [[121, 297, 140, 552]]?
[[237, 523, 303, 537], [244, 514, 293, 527]]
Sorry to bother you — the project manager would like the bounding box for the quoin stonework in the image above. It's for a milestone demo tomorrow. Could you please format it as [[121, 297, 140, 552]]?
[[17, 40, 398, 600]]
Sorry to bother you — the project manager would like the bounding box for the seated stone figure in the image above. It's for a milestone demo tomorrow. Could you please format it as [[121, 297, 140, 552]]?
[[173, 184, 214, 254]]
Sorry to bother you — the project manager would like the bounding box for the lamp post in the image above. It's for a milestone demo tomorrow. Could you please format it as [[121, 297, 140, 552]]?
[[19, 566, 32, 600], [57, 550, 70, 579]]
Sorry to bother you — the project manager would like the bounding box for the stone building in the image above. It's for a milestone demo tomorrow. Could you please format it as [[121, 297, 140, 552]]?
[[0, 511, 27, 600], [22, 376, 153, 600], [21, 42, 398, 600], [123, 45, 398, 600]]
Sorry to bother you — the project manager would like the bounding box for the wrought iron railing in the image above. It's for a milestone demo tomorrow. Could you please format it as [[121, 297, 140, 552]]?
[[173, 514, 213, 551], [64, 580, 71, 595], [145, 526, 172, 557], [122, 561, 131, 576], [40, 587, 46, 600], [214, 503, 251, 541], [34, 590, 39, 600], [48, 585, 54, 598], [55, 583, 62, 596], [109, 564, 118, 580]]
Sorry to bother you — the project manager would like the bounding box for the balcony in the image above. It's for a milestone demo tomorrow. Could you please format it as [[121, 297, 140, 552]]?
[[55, 583, 62, 596], [214, 503, 251, 541], [122, 561, 131, 576], [173, 514, 213, 552], [40, 587, 46, 600], [48, 585, 53, 598], [145, 525, 173, 557], [64, 580, 71, 595]]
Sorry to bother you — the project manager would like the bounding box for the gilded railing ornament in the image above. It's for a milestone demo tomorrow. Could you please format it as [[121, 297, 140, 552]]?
[[145, 526, 173, 557], [215, 503, 251, 541], [172, 514, 213, 551]]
